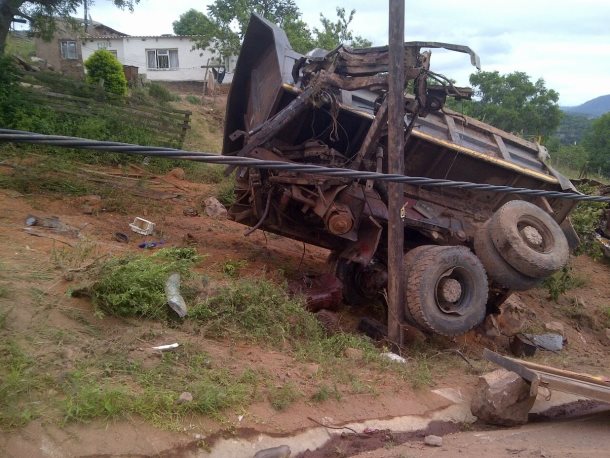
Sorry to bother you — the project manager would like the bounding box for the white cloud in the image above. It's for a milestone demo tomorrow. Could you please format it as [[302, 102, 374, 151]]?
[[83, 0, 610, 105]]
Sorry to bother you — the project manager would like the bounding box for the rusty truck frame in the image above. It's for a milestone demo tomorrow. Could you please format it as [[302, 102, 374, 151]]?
[[221, 14, 578, 336]]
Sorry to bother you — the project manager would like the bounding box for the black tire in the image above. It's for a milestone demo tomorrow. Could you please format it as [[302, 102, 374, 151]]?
[[489, 200, 569, 278], [403, 245, 443, 322], [330, 254, 382, 306], [406, 246, 488, 336], [474, 221, 541, 291]]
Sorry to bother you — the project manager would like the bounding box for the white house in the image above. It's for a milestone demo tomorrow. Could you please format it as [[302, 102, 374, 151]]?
[[80, 35, 236, 83]]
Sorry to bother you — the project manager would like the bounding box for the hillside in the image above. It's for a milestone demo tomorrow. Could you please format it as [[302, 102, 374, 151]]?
[[563, 94, 610, 118]]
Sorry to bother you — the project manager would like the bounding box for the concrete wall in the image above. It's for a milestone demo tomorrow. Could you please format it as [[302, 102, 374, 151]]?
[[34, 29, 85, 79], [81, 36, 229, 82]]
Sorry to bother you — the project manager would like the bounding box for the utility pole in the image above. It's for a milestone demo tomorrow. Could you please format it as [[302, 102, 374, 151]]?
[[386, 0, 406, 346], [84, 0, 89, 33]]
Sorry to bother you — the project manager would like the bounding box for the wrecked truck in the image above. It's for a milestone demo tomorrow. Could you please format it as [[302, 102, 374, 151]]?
[[221, 14, 578, 336]]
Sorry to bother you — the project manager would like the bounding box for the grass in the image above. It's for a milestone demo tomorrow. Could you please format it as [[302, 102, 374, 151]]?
[[311, 384, 342, 402], [186, 95, 201, 105], [60, 347, 259, 427], [222, 259, 247, 278], [0, 340, 52, 429], [89, 248, 201, 319], [268, 383, 300, 411], [542, 265, 586, 302], [0, 284, 9, 299], [189, 278, 323, 345]]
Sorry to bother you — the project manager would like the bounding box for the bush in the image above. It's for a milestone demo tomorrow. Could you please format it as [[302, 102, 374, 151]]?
[[148, 82, 177, 103], [84, 50, 127, 96], [186, 95, 201, 105], [90, 248, 201, 318]]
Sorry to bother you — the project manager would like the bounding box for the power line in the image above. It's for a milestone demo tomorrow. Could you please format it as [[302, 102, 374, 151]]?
[[1, 129, 609, 204]]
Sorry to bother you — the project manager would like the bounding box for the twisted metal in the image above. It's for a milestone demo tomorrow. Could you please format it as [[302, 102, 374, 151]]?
[[1, 128, 609, 203]]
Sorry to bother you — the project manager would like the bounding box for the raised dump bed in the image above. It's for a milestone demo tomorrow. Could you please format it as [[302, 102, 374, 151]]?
[[222, 14, 579, 336]]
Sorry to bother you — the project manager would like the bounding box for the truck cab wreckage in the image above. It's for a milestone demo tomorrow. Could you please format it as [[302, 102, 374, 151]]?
[[223, 14, 578, 337]]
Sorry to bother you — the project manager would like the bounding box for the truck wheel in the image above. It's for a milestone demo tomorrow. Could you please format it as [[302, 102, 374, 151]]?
[[330, 254, 384, 306], [406, 246, 488, 336], [489, 200, 569, 278], [474, 221, 541, 291], [403, 245, 443, 322]]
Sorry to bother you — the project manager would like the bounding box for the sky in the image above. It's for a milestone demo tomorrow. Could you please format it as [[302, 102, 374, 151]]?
[[74, 0, 610, 106]]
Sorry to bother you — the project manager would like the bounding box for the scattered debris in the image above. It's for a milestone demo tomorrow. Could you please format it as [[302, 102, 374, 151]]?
[[253, 445, 291, 458], [138, 240, 165, 249], [380, 352, 407, 364], [203, 196, 227, 218], [594, 233, 610, 258], [484, 349, 610, 404], [183, 206, 199, 217], [288, 273, 342, 312], [151, 343, 179, 352], [470, 368, 536, 426], [24, 214, 79, 237], [114, 232, 129, 243], [424, 435, 443, 447], [165, 272, 188, 318], [177, 392, 193, 404], [524, 333, 564, 352], [510, 334, 538, 357], [129, 217, 155, 235]]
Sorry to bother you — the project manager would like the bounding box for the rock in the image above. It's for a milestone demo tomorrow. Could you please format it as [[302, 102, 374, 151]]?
[[495, 295, 529, 336], [177, 392, 193, 404], [183, 206, 199, 217], [204, 197, 228, 218], [167, 167, 186, 180], [254, 445, 291, 458], [545, 321, 565, 336], [343, 347, 364, 360], [424, 435, 443, 447], [470, 368, 536, 426]]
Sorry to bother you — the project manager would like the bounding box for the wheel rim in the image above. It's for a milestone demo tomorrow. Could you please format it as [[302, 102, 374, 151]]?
[[433, 267, 473, 316], [517, 215, 554, 254]]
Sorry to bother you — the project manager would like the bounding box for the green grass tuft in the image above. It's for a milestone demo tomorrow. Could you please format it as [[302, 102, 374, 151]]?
[[90, 248, 201, 319], [189, 278, 323, 345], [268, 383, 299, 411]]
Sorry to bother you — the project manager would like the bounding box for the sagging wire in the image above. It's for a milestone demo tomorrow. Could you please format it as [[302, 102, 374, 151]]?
[[1, 129, 610, 204]]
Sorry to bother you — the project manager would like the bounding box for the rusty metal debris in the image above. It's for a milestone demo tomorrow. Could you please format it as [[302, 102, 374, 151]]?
[[484, 349, 610, 404], [222, 14, 581, 339]]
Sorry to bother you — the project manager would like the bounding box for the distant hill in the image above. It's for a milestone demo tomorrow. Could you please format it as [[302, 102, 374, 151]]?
[[562, 95, 610, 118]]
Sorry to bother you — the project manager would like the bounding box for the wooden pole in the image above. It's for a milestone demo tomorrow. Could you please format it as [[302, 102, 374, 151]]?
[[387, 0, 406, 346]]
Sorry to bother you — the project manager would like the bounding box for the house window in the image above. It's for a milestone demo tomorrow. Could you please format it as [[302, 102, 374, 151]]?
[[146, 49, 179, 70], [60, 40, 77, 60]]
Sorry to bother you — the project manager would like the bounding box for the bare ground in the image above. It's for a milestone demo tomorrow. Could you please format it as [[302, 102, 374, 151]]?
[[0, 93, 609, 457]]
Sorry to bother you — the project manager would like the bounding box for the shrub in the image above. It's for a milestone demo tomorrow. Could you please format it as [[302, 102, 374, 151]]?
[[84, 50, 127, 96], [90, 248, 201, 318], [186, 95, 201, 105], [148, 82, 177, 103]]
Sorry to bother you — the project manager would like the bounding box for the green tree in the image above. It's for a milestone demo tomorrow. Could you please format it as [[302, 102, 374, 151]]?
[[84, 49, 127, 96], [172, 8, 216, 37], [0, 1, 139, 53], [312, 7, 372, 50], [205, 0, 313, 56], [583, 113, 610, 176], [454, 71, 562, 140]]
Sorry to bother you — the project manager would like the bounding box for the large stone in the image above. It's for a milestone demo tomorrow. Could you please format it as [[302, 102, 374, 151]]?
[[483, 294, 531, 337], [471, 369, 536, 426], [424, 435, 443, 447], [545, 321, 565, 336], [204, 197, 228, 218]]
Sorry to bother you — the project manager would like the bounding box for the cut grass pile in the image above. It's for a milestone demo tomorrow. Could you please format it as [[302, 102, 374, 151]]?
[[90, 248, 201, 319]]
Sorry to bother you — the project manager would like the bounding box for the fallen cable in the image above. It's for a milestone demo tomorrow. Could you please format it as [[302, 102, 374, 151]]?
[[1, 129, 609, 203]]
